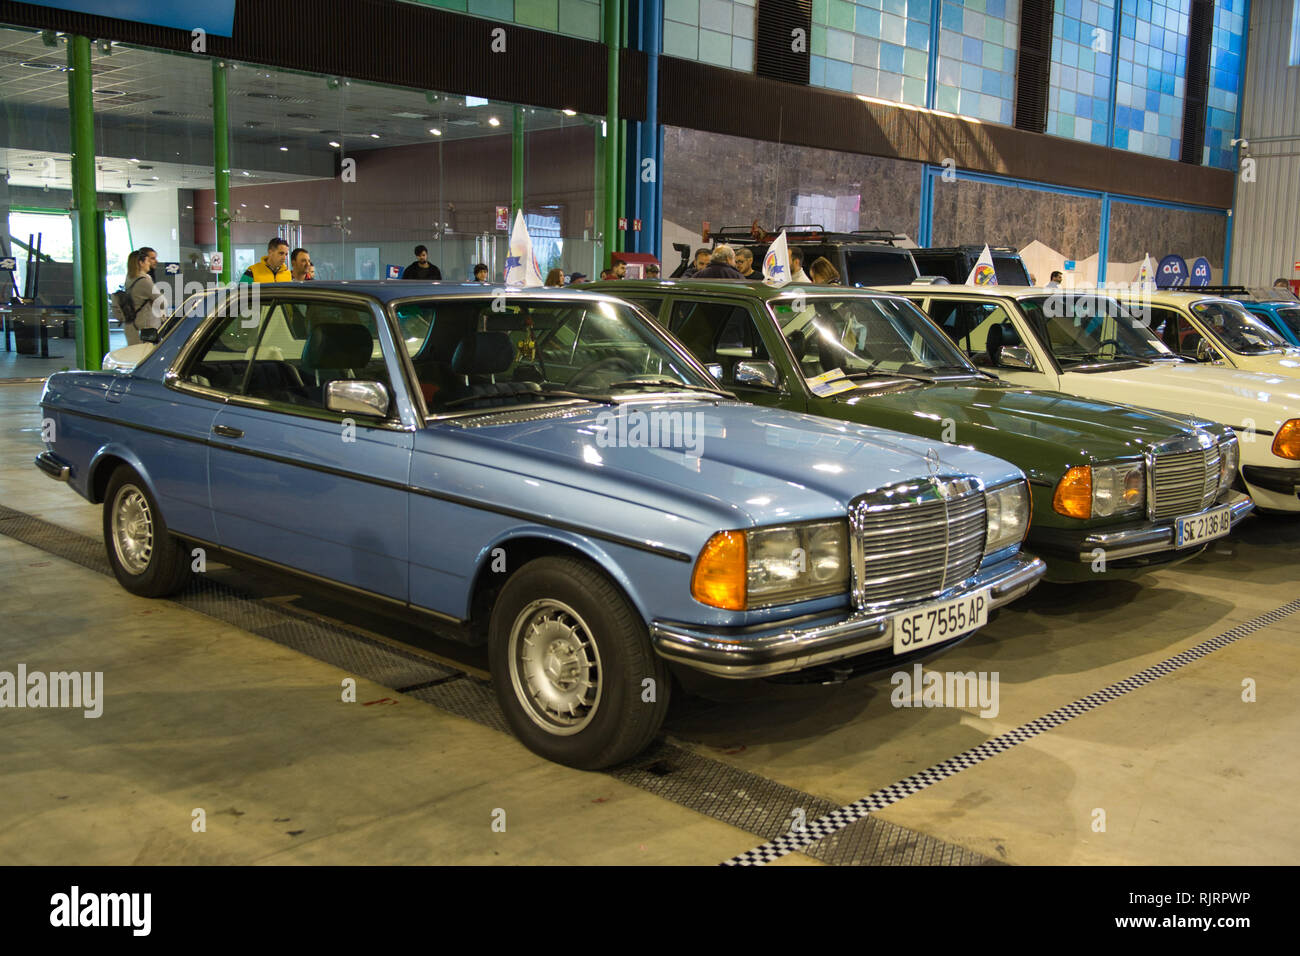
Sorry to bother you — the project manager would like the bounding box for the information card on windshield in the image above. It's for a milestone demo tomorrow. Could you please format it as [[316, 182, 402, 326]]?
[[806, 368, 859, 397]]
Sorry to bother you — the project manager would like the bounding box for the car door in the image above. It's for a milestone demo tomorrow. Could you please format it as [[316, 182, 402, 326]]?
[[918, 295, 1060, 390], [199, 293, 415, 601]]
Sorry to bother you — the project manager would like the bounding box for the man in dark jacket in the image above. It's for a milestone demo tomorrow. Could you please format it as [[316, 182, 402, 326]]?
[[402, 245, 442, 280], [693, 244, 744, 279]]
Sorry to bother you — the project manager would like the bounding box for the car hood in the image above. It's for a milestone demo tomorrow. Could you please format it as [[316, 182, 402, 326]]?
[[426, 399, 1023, 528], [830, 380, 1210, 465], [1228, 352, 1300, 375], [1059, 361, 1300, 430]]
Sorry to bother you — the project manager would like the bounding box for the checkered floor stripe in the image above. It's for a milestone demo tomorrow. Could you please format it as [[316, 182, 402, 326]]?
[[723, 597, 1300, 866]]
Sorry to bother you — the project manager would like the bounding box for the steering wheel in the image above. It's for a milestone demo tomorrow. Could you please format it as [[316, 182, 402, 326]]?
[[566, 356, 638, 389], [1095, 337, 1124, 356]]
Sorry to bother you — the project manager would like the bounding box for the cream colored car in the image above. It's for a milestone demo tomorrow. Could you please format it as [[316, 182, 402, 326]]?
[[880, 284, 1300, 512], [1111, 289, 1300, 376]]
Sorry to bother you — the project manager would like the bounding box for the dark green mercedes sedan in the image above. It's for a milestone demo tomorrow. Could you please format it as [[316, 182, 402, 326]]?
[[588, 279, 1252, 582]]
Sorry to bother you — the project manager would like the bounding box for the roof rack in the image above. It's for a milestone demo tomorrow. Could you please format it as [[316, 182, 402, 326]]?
[[1172, 284, 1252, 297]]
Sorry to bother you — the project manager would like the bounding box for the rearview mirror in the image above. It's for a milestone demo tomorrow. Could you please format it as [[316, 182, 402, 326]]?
[[139, 327, 159, 343], [326, 380, 390, 417], [704, 363, 723, 380], [735, 360, 779, 388]]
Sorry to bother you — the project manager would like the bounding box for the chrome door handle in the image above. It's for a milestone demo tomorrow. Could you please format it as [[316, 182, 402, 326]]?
[[212, 424, 244, 439]]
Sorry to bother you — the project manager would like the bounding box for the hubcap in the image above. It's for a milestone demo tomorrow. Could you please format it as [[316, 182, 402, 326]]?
[[111, 485, 154, 575], [508, 599, 602, 735]]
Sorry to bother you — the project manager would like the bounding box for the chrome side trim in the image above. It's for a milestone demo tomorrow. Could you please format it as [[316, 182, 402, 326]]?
[[650, 555, 1045, 678]]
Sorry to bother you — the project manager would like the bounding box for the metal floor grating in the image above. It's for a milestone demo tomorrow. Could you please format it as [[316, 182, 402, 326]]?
[[0, 503, 994, 865]]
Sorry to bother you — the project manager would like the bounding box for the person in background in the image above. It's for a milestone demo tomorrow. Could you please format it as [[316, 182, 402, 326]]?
[[544, 268, 565, 287], [240, 237, 293, 283], [568, 272, 588, 285], [610, 260, 627, 279], [789, 248, 811, 283], [808, 256, 840, 285], [734, 247, 760, 280], [684, 247, 712, 277], [403, 245, 442, 280], [120, 247, 164, 345], [694, 244, 744, 279], [1045, 270, 1063, 289], [1273, 278, 1298, 301], [599, 269, 615, 280], [290, 247, 312, 282], [646, 264, 661, 280], [473, 263, 489, 282]]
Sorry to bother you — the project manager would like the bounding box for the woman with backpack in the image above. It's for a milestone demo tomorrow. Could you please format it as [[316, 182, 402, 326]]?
[[115, 248, 163, 345]]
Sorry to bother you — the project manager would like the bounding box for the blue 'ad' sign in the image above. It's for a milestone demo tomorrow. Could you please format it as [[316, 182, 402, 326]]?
[[0, 257, 16, 272], [161, 262, 181, 276], [23, 1, 237, 37], [1156, 254, 1189, 288], [1190, 257, 1212, 287]]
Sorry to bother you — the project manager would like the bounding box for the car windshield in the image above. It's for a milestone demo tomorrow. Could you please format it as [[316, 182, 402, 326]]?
[[392, 296, 723, 414], [1018, 293, 1174, 363], [1192, 300, 1293, 354], [1273, 307, 1300, 337], [770, 294, 979, 381]]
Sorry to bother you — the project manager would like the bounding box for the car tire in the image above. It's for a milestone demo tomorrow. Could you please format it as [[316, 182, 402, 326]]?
[[488, 555, 671, 770], [102, 465, 193, 598]]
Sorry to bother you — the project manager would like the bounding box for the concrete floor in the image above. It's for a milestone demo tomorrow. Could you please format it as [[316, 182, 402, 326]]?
[[2, 378, 1298, 865]]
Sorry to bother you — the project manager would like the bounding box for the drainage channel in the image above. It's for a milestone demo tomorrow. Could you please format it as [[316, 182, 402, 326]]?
[[0, 503, 994, 866]]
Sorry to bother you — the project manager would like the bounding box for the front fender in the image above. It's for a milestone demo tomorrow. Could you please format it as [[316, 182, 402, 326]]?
[[467, 525, 658, 624], [87, 442, 156, 503]]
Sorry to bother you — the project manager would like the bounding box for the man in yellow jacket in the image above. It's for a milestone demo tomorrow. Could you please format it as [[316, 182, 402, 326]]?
[[239, 237, 294, 283]]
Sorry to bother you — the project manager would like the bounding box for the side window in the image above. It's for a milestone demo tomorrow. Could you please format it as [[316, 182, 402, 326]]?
[[1150, 308, 1193, 355], [623, 296, 664, 320], [242, 299, 392, 413], [926, 299, 1032, 370], [667, 300, 770, 385], [179, 300, 274, 394]]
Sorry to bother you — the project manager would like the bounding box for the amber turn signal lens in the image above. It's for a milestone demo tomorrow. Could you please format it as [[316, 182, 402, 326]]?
[[1272, 419, 1300, 460], [1053, 465, 1092, 519], [691, 531, 747, 610]]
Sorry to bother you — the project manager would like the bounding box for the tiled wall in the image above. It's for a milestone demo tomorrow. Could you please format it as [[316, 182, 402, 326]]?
[[1203, 0, 1246, 169], [663, 0, 756, 71], [1047, 0, 1117, 146], [1114, 0, 1190, 161], [811, 0, 932, 104], [934, 0, 1019, 125], [411, 0, 604, 40]]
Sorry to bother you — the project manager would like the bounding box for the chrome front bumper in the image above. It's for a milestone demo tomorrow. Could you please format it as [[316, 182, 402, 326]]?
[[649, 555, 1046, 679], [1075, 492, 1254, 562], [34, 451, 71, 482]]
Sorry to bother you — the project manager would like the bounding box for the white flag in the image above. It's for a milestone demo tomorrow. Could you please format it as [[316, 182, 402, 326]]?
[[1135, 253, 1156, 291], [965, 244, 998, 286], [762, 230, 792, 286], [504, 210, 543, 287]]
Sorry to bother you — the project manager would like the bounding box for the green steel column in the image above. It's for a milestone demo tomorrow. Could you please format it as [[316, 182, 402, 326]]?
[[616, 119, 627, 253], [212, 60, 233, 284], [512, 105, 525, 221], [67, 34, 102, 370], [603, 0, 620, 269]]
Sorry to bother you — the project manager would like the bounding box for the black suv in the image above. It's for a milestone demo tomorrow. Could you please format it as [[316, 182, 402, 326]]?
[[676, 224, 921, 287], [910, 245, 1031, 285]]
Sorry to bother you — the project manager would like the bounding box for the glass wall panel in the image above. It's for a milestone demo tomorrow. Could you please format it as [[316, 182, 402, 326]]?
[[403, 0, 604, 41], [1203, 0, 1245, 169], [220, 63, 601, 286], [664, 0, 755, 72], [934, 0, 1019, 125], [812, 0, 932, 105], [1114, 0, 1188, 161], [1046, 0, 1116, 146]]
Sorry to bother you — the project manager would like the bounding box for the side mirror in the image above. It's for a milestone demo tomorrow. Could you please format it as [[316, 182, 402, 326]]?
[[139, 327, 159, 343], [326, 380, 390, 417], [997, 346, 1035, 370], [734, 360, 779, 388], [1195, 339, 1221, 363]]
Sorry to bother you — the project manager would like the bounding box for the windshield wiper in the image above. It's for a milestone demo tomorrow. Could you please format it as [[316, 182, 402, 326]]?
[[835, 369, 935, 385], [605, 378, 731, 396], [441, 388, 614, 410]]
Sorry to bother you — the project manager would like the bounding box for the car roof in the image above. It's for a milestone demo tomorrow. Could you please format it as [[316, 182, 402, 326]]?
[[874, 284, 1056, 297], [244, 279, 624, 304], [587, 279, 903, 300]]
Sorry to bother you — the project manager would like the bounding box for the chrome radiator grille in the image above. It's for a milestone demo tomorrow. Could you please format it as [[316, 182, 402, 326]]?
[[1151, 445, 1220, 520], [848, 477, 987, 610]]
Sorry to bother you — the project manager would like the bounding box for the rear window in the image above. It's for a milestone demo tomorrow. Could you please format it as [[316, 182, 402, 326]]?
[[843, 250, 919, 287], [993, 256, 1031, 286]]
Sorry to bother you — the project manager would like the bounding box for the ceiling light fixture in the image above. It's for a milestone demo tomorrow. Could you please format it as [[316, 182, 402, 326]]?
[[328, 140, 341, 148], [369, 133, 380, 139], [487, 116, 500, 127], [429, 128, 442, 136]]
